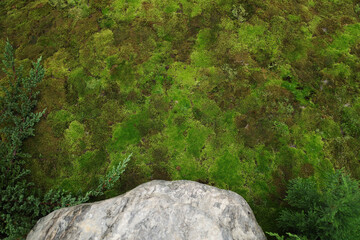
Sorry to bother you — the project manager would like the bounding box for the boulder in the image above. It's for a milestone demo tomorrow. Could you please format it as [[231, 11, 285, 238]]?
[[27, 180, 267, 240]]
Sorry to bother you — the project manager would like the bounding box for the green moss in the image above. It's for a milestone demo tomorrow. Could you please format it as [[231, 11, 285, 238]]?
[[64, 120, 86, 153], [47, 109, 75, 137], [111, 0, 143, 22], [186, 122, 210, 158], [3, 0, 360, 234], [79, 29, 115, 76], [168, 63, 201, 88], [107, 116, 141, 153], [209, 149, 246, 193], [108, 58, 135, 90], [325, 23, 360, 59], [341, 98, 360, 137], [190, 50, 213, 68], [68, 67, 89, 97], [249, 33, 278, 65]]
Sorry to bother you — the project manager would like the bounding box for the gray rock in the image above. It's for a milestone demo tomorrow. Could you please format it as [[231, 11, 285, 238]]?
[[27, 180, 267, 240]]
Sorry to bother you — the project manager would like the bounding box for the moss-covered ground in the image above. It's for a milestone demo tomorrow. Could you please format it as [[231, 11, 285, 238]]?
[[1, 0, 360, 233]]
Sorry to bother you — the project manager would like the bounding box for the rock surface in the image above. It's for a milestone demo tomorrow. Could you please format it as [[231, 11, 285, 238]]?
[[27, 180, 267, 240]]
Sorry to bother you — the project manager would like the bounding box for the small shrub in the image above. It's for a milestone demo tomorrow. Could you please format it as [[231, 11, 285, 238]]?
[[277, 169, 360, 240]]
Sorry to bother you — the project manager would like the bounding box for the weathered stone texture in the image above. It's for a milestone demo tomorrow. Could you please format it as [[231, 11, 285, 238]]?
[[27, 180, 267, 240]]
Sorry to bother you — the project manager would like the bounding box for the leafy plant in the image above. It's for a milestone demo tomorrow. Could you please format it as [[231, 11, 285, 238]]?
[[90, 153, 132, 197], [0, 41, 130, 239], [277, 169, 360, 240], [0, 39, 47, 238]]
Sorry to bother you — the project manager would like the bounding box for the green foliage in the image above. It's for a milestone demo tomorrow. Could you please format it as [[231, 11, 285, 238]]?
[[0, 42, 130, 239], [90, 153, 132, 197], [2, 0, 360, 237], [0, 40, 47, 238], [278, 170, 360, 240]]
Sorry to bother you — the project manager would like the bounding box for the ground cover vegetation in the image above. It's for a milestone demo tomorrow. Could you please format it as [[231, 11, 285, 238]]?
[[1, 0, 360, 239], [0, 41, 131, 239]]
